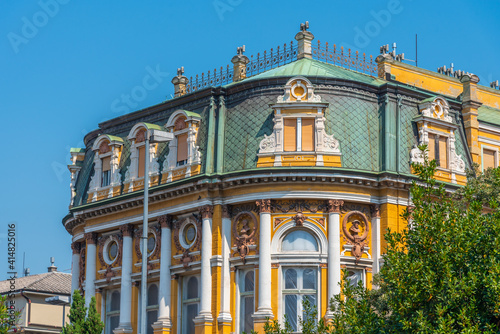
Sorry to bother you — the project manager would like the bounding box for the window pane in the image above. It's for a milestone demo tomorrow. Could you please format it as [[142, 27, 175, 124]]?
[[187, 277, 198, 299], [285, 269, 297, 289], [108, 242, 118, 260], [147, 234, 155, 253], [484, 149, 496, 170], [147, 310, 157, 334], [439, 136, 448, 168], [244, 271, 254, 292], [303, 269, 316, 289], [243, 296, 254, 333], [284, 294, 297, 332], [138, 146, 145, 178], [284, 118, 297, 152], [184, 304, 198, 334], [108, 315, 119, 334], [148, 284, 158, 306], [427, 134, 436, 161], [282, 230, 318, 252], [301, 118, 315, 151], [302, 295, 317, 324], [177, 133, 188, 163], [102, 170, 110, 187], [110, 291, 120, 311], [347, 270, 362, 287]]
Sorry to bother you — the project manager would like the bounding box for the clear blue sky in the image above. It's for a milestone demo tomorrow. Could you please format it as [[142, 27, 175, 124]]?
[[1, 0, 499, 279]]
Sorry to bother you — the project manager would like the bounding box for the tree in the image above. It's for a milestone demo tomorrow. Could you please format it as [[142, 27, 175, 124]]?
[[263, 150, 500, 333], [0, 295, 21, 334], [62, 290, 104, 334], [329, 151, 500, 333]]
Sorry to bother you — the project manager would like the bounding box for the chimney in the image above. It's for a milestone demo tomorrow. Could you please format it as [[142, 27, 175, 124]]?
[[171, 67, 189, 98], [460, 74, 482, 165], [231, 45, 249, 82], [295, 21, 314, 59], [48, 257, 57, 272], [24, 268, 30, 276]]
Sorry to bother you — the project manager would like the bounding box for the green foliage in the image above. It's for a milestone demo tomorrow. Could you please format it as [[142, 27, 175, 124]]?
[[62, 290, 104, 334], [0, 295, 20, 334], [264, 148, 500, 333]]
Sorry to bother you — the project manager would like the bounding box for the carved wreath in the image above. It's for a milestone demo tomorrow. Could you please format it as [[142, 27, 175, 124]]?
[[173, 215, 202, 268], [134, 224, 161, 261], [342, 211, 370, 264], [232, 212, 258, 263]]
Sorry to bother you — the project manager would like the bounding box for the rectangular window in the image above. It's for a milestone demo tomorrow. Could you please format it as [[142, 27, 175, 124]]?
[[282, 267, 317, 332], [106, 290, 120, 334], [138, 146, 145, 178], [427, 134, 436, 162], [177, 133, 188, 166], [101, 156, 111, 187], [284, 118, 297, 152], [301, 118, 315, 152], [182, 276, 200, 334], [483, 148, 496, 170], [146, 284, 159, 334], [438, 136, 448, 168], [240, 270, 254, 333]]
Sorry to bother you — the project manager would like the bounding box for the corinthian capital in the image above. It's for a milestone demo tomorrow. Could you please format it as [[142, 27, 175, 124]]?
[[256, 199, 272, 213], [199, 205, 214, 219], [327, 199, 344, 213]]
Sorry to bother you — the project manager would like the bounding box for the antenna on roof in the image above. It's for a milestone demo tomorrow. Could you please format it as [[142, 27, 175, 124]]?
[[300, 21, 309, 31], [236, 45, 246, 55], [177, 67, 184, 76]]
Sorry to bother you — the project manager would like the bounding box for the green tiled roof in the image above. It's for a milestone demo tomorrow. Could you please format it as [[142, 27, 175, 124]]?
[[225, 58, 386, 87], [70, 147, 85, 153], [142, 123, 163, 131], [107, 135, 124, 143], [478, 105, 500, 126]]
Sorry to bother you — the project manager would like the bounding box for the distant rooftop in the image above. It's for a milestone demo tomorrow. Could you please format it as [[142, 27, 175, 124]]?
[[0, 271, 71, 295]]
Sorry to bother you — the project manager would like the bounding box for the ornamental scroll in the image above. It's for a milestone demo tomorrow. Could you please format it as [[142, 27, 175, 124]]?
[[342, 210, 370, 264]]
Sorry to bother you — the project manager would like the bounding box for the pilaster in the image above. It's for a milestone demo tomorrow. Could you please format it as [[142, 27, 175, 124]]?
[[460, 74, 482, 165]]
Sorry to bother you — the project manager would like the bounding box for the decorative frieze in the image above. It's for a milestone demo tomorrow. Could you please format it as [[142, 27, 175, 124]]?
[[327, 199, 344, 213], [256, 199, 272, 213]]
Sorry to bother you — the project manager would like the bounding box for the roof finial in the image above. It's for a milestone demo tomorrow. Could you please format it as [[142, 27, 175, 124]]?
[[177, 66, 184, 77], [237, 45, 245, 56], [300, 21, 309, 32]]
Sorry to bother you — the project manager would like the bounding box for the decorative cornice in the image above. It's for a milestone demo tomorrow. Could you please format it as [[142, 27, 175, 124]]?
[[370, 204, 381, 218], [159, 214, 173, 229], [84, 232, 97, 245], [221, 205, 232, 219], [199, 205, 213, 219], [71, 242, 81, 254], [256, 199, 271, 213], [119, 224, 134, 237], [327, 199, 344, 213]]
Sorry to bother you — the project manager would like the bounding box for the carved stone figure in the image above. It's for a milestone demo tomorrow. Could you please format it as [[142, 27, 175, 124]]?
[[342, 210, 370, 264]]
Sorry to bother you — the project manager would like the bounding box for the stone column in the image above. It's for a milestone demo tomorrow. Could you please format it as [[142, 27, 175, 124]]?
[[153, 215, 173, 334], [71, 242, 81, 296], [253, 199, 273, 329], [217, 205, 232, 332], [326, 199, 343, 318], [84, 233, 97, 307], [194, 205, 214, 334], [114, 225, 134, 334], [371, 205, 381, 280]]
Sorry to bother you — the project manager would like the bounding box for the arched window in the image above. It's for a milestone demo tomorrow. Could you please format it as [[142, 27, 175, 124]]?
[[106, 290, 120, 334], [146, 284, 159, 334], [282, 230, 318, 251], [136, 129, 147, 178], [182, 276, 200, 334], [239, 270, 254, 333], [174, 117, 188, 166]]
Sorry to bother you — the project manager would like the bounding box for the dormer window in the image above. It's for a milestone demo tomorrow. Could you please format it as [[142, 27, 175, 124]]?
[[88, 135, 124, 202], [161, 110, 202, 183], [410, 96, 466, 184], [124, 123, 162, 192], [257, 76, 341, 167]]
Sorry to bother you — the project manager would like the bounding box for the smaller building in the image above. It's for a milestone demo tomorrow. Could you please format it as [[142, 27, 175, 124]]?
[[0, 261, 71, 334]]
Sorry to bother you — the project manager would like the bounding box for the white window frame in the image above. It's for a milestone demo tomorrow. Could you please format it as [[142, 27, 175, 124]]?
[[481, 144, 499, 171], [280, 266, 320, 333], [105, 289, 120, 334], [181, 275, 200, 334], [235, 268, 255, 334]]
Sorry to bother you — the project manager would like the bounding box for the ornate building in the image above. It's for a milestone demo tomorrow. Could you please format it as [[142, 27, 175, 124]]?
[[63, 23, 500, 334]]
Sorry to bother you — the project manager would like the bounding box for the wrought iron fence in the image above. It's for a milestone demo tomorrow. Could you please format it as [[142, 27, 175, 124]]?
[[312, 40, 377, 76], [184, 39, 376, 93]]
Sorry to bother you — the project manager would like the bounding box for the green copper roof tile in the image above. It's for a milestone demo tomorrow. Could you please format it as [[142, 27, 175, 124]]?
[[225, 58, 386, 87], [478, 105, 500, 126], [142, 123, 163, 131], [70, 148, 85, 153], [107, 135, 124, 143]]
